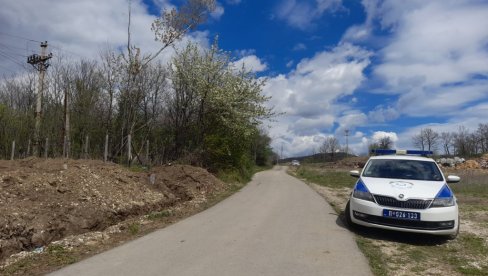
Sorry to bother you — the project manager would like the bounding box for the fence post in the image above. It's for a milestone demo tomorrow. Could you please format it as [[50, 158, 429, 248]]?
[[84, 135, 89, 159], [27, 139, 31, 157], [127, 134, 132, 166], [10, 140, 15, 160], [63, 135, 66, 158], [44, 138, 49, 159], [104, 134, 109, 162], [146, 140, 150, 166]]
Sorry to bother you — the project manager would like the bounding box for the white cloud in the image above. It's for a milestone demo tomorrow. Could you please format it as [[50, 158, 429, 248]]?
[[211, 2, 225, 20], [226, 0, 241, 5], [276, 0, 343, 30], [264, 43, 372, 157], [372, 131, 398, 142], [340, 0, 488, 152], [230, 55, 268, 72], [347, 0, 488, 119], [292, 43, 307, 51], [368, 105, 399, 123], [0, 0, 211, 75]]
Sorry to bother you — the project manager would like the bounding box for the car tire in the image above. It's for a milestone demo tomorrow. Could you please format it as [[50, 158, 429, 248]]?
[[344, 200, 355, 229]]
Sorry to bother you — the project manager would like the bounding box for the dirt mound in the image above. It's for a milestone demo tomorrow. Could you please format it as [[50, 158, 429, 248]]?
[[0, 158, 223, 262], [457, 160, 481, 170]]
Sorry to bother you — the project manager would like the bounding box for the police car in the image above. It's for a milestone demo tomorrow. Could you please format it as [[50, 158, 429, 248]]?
[[345, 149, 460, 238]]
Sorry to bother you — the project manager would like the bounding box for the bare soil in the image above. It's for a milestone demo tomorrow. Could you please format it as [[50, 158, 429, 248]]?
[[0, 158, 224, 265]]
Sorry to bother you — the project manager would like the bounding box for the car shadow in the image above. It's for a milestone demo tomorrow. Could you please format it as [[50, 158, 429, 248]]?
[[335, 210, 449, 246]]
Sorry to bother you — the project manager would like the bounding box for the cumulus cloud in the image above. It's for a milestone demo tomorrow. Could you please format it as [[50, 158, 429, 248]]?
[[372, 131, 398, 143], [230, 55, 268, 72], [347, 0, 488, 118], [264, 43, 371, 118], [264, 43, 372, 157], [340, 0, 488, 151]]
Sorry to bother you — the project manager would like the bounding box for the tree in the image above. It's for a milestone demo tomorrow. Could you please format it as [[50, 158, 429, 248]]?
[[412, 128, 439, 151], [320, 136, 339, 160], [440, 132, 453, 156], [378, 136, 393, 149]]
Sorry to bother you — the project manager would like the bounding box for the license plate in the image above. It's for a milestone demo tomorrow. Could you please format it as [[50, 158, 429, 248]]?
[[383, 209, 420, 220]]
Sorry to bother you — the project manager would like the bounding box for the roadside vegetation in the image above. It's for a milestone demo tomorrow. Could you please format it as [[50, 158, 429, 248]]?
[[0, 0, 277, 180], [292, 164, 488, 276]]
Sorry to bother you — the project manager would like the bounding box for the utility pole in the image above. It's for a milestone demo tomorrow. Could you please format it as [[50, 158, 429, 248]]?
[[280, 142, 283, 164], [63, 82, 70, 158], [345, 129, 350, 157], [28, 41, 52, 157]]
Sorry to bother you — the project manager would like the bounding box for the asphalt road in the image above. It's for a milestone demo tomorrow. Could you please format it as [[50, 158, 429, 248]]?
[[50, 166, 372, 276]]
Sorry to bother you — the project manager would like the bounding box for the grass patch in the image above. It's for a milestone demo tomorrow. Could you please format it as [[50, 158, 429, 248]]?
[[147, 210, 172, 220], [356, 237, 388, 276], [0, 245, 77, 275], [128, 223, 140, 235], [450, 171, 488, 198], [46, 245, 77, 266], [295, 166, 356, 189]]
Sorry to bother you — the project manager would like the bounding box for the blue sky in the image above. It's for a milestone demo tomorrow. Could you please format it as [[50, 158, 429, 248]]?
[[1, 0, 488, 156]]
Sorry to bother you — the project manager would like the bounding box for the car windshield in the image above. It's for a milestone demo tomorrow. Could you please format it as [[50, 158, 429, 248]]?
[[362, 159, 443, 181]]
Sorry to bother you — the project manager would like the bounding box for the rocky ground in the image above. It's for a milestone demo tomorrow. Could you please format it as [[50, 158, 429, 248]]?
[[0, 158, 225, 265]]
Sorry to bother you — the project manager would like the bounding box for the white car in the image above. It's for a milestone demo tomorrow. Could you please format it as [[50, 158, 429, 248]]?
[[291, 160, 300, 166], [345, 149, 460, 238]]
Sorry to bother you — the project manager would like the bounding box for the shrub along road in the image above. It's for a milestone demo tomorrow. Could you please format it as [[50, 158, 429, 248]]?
[[50, 166, 371, 276]]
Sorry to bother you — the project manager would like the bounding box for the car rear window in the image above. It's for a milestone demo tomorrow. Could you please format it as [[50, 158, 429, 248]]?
[[362, 159, 443, 181]]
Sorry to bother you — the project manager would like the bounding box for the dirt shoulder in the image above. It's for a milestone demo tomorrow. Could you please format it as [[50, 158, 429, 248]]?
[[0, 158, 238, 275]]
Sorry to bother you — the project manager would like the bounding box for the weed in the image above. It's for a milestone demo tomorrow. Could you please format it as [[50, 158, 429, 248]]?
[[128, 223, 140, 235], [147, 210, 172, 220]]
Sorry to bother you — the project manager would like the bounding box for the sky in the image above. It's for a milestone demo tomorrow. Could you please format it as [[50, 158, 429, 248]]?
[[1, 0, 488, 157]]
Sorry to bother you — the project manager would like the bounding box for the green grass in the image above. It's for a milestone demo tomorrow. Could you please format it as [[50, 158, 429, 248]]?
[[295, 167, 356, 189], [128, 223, 140, 235], [450, 171, 488, 197], [147, 210, 172, 220], [356, 237, 388, 276]]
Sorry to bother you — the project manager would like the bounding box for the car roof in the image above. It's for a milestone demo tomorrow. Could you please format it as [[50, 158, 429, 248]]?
[[368, 155, 435, 162]]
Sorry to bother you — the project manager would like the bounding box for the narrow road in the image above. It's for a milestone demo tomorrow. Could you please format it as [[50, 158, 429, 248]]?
[[50, 167, 372, 276]]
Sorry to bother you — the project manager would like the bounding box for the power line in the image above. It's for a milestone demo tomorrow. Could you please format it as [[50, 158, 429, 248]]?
[[0, 49, 29, 58], [0, 52, 29, 69], [0, 31, 42, 43], [49, 44, 90, 60]]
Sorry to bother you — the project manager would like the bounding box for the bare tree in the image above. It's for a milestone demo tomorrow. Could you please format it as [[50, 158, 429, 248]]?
[[440, 132, 453, 156], [412, 128, 438, 151], [378, 136, 393, 149], [320, 136, 339, 160]]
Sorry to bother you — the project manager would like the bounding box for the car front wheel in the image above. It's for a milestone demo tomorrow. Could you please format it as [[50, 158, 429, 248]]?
[[344, 200, 355, 229]]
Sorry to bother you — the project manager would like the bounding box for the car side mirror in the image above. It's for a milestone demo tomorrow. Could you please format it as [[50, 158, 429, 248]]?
[[350, 170, 360, 178], [446, 175, 460, 183]]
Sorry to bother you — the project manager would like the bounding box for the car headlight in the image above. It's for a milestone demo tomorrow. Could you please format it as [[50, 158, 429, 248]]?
[[431, 184, 455, 207], [352, 179, 374, 202]]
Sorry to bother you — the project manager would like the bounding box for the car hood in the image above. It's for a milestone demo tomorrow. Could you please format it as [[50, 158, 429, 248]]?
[[361, 177, 446, 200]]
